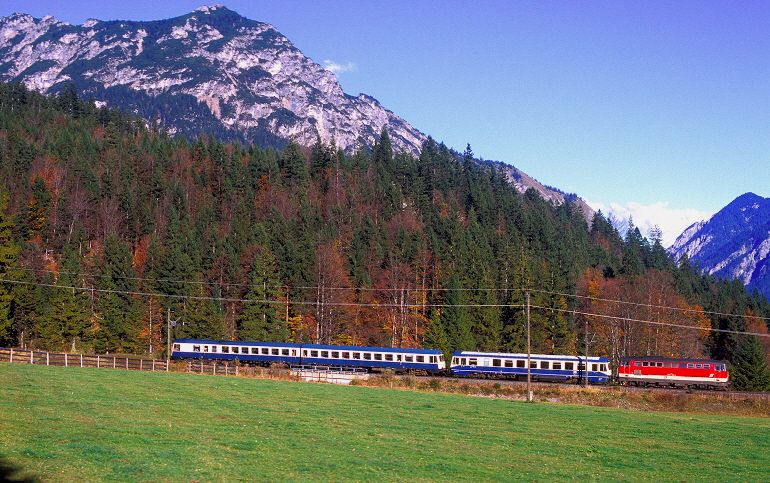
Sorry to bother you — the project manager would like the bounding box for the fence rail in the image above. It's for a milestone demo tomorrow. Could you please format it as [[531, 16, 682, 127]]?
[[186, 360, 240, 376], [0, 348, 168, 372]]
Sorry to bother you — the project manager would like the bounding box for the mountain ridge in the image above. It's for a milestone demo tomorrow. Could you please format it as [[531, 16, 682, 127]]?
[[668, 192, 770, 298]]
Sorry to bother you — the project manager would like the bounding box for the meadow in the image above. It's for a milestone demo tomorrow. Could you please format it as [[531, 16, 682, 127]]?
[[1, 363, 769, 482]]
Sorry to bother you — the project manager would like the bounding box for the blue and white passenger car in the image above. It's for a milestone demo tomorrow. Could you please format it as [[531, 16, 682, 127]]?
[[450, 351, 611, 383], [172, 339, 446, 374]]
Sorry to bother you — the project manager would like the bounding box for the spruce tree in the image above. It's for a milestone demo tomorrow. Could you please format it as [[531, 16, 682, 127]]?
[[731, 335, 770, 391]]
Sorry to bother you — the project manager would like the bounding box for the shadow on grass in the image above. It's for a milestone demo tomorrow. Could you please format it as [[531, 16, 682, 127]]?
[[0, 457, 38, 483]]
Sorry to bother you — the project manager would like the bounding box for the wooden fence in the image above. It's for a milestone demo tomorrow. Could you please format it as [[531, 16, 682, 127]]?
[[0, 347, 168, 372], [186, 359, 239, 376]]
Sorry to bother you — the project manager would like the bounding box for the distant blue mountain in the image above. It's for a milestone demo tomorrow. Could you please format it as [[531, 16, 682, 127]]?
[[668, 193, 770, 298]]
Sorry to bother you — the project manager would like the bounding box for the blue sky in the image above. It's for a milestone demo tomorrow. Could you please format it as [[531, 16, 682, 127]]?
[[5, 1, 769, 246]]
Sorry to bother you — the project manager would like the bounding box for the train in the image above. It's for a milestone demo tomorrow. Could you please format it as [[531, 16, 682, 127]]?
[[617, 355, 729, 390], [172, 338, 729, 388]]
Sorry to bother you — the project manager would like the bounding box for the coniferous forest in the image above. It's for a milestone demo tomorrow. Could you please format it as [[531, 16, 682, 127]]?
[[1, 81, 769, 389]]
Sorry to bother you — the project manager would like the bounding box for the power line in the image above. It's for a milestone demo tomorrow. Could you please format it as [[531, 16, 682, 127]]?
[[4, 278, 769, 338]]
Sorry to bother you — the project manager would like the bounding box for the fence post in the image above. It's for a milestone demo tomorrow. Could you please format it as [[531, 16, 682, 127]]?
[[9, 348, 12, 363], [80, 354, 83, 367], [65, 353, 68, 367], [30, 350, 33, 364], [125, 358, 129, 370], [140, 359, 143, 371], [97, 355, 100, 368], [46, 352, 49, 366]]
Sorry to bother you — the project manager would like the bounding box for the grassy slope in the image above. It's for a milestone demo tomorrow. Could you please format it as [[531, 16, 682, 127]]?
[[1, 363, 769, 483]]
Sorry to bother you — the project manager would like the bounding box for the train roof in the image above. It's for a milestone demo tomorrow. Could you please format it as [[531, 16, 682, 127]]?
[[620, 355, 726, 364], [453, 351, 609, 362], [173, 339, 442, 354]]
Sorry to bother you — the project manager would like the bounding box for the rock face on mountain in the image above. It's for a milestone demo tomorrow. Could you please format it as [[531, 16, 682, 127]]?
[[0, 5, 426, 154], [668, 192, 770, 298], [0, 5, 593, 216]]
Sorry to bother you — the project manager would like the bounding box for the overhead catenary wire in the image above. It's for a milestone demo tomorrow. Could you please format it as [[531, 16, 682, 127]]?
[[3, 277, 769, 338]]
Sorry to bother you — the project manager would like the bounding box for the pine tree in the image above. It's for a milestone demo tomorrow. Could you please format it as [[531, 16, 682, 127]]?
[[0, 188, 19, 345], [239, 248, 287, 342], [731, 335, 770, 391]]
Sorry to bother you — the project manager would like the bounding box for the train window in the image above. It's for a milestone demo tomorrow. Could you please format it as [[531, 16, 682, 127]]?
[[663, 362, 671, 368], [469, 358, 477, 365], [530, 361, 537, 369], [517, 360, 525, 368], [553, 362, 562, 370], [578, 363, 585, 370], [232, 347, 239, 354], [396, 354, 402, 362], [193, 345, 201, 352], [695, 364, 702, 369], [320, 351, 328, 358], [272, 349, 279, 355], [342, 352, 350, 359], [493, 359, 502, 367], [374, 354, 383, 361], [642, 362, 649, 367], [601, 364, 607, 371], [687, 363, 694, 368], [406, 355, 414, 363], [262, 348, 269, 355], [302, 350, 308, 357], [310, 350, 319, 357], [211, 346, 217, 353], [242, 347, 248, 354], [353, 352, 361, 359], [282, 349, 289, 356], [203, 346, 209, 352], [656, 362, 663, 367], [591, 364, 598, 371], [505, 360, 514, 368], [173, 344, 181, 351], [430, 356, 437, 363], [291, 350, 297, 357], [385, 354, 393, 361], [363, 353, 372, 360], [565, 362, 574, 370], [703, 364, 710, 369], [221, 346, 229, 353], [540, 361, 549, 369], [440, 354, 444, 361], [417, 356, 425, 363], [331, 352, 339, 358]]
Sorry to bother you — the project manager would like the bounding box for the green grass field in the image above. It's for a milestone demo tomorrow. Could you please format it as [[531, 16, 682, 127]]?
[[1, 363, 769, 483]]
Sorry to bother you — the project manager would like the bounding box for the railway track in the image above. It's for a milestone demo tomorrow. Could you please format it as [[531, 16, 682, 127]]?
[[424, 375, 770, 398]]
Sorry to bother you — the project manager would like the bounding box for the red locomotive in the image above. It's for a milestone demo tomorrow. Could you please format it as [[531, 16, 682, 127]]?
[[618, 356, 729, 390]]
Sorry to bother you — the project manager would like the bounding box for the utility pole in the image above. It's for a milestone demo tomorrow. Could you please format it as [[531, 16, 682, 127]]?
[[526, 290, 532, 402]]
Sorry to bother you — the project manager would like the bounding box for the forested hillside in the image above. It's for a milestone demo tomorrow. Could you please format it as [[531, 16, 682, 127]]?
[[0, 81, 768, 387]]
